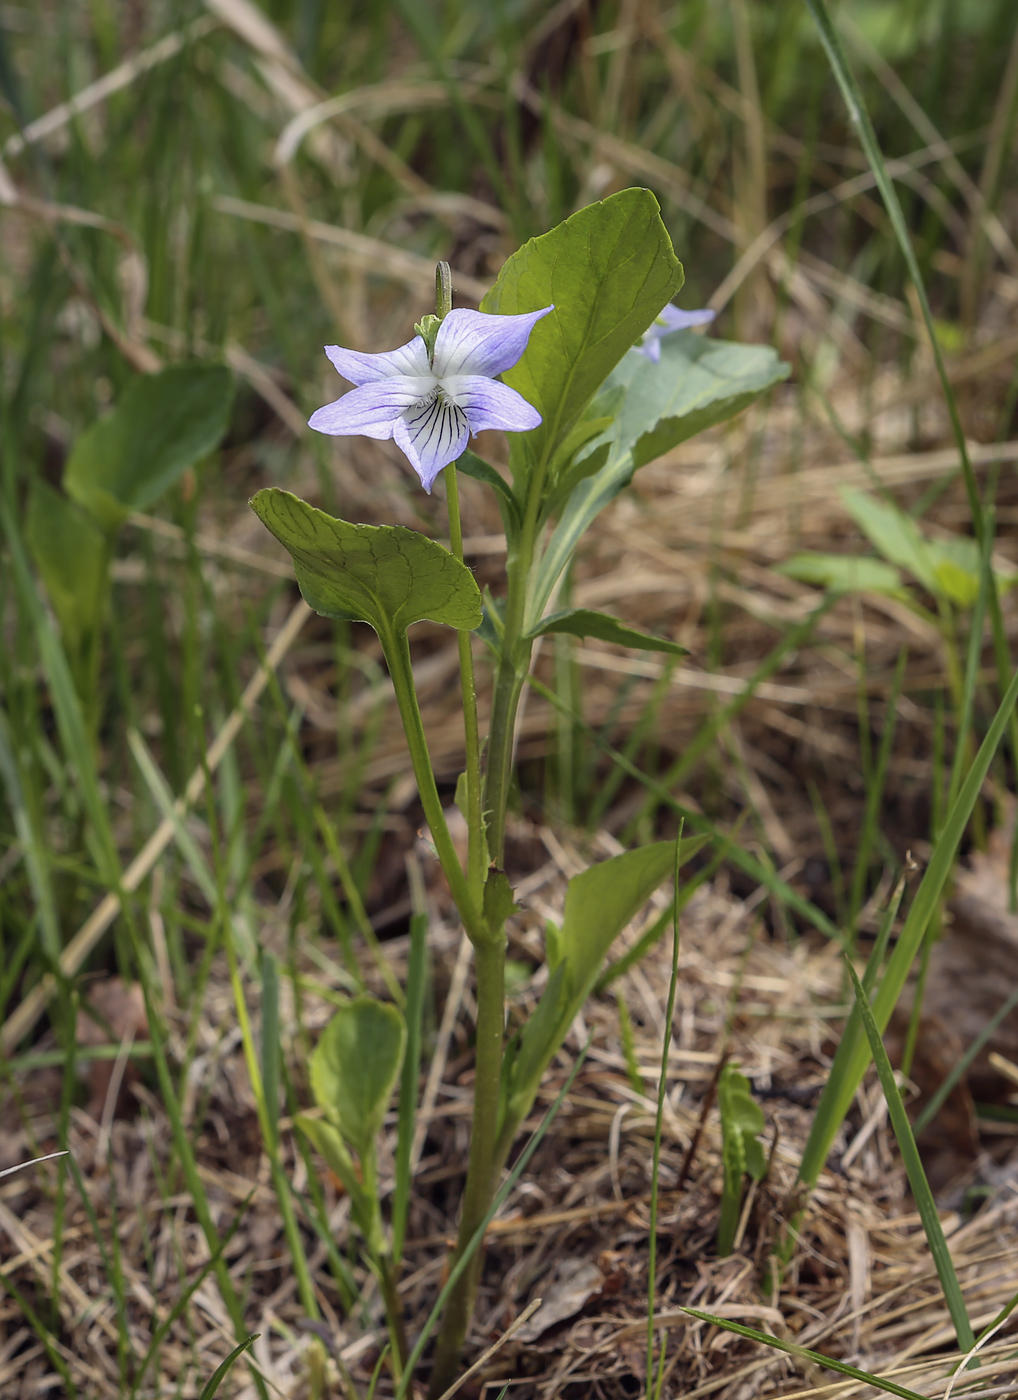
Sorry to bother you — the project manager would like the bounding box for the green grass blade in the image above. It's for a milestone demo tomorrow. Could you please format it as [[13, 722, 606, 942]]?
[[198, 1334, 259, 1400], [798, 657, 1018, 1192], [849, 649, 906, 933], [805, 0, 1018, 817], [678, 1306, 929, 1400], [647, 835, 683, 1395], [129, 1191, 257, 1400], [525, 672, 839, 941], [843, 955, 974, 1352], [912, 984, 1018, 1137], [392, 909, 428, 1264], [394, 1037, 593, 1400]]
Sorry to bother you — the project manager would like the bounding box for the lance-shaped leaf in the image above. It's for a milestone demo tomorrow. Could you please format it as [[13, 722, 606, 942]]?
[[309, 997, 406, 1162], [717, 1062, 767, 1255], [778, 552, 906, 597], [481, 188, 684, 473], [65, 364, 233, 531], [528, 608, 687, 655], [251, 488, 483, 634], [502, 836, 707, 1137]]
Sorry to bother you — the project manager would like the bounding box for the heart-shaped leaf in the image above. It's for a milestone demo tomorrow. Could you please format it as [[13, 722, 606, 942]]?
[[251, 488, 483, 635], [65, 364, 233, 530], [528, 607, 687, 655]]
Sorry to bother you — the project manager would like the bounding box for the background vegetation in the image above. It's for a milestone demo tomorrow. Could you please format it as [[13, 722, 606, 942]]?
[[2, 0, 1018, 1396]]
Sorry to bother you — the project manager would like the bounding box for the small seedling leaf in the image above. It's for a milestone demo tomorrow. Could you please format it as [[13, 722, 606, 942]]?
[[309, 997, 406, 1161], [250, 489, 483, 634]]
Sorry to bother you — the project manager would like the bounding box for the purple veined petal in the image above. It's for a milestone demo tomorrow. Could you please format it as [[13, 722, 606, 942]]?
[[393, 393, 470, 492], [442, 375, 542, 434], [324, 336, 432, 386], [640, 338, 663, 363], [309, 379, 435, 437], [432, 305, 554, 379]]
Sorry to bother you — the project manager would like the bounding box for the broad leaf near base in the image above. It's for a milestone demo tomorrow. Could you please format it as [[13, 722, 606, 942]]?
[[251, 488, 483, 634]]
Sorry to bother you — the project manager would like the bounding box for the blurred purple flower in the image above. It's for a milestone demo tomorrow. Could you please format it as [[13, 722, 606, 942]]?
[[309, 306, 553, 492], [638, 304, 715, 362]]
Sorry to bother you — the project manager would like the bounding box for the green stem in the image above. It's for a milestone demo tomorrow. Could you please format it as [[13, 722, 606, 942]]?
[[444, 464, 486, 904], [427, 934, 506, 1399], [380, 623, 486, 944], [481, 448, 552, 863]]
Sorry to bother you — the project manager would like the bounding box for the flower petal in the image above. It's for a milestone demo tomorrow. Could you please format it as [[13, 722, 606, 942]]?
[[640, 338, 663, 363], [309, 379, 434, 438], [658, 305, 715, 332], [324, 336, 432, 386], [442, 375, 542, 434], [432, 306, 553, 379], [393, 394, 470, 492]]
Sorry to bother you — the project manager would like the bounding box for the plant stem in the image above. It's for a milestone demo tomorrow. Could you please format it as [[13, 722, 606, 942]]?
[[427, 932, 506, 1399], [481, 447, 551, 863], [380, 623, 486, 945], [444, 464, 486, 903]]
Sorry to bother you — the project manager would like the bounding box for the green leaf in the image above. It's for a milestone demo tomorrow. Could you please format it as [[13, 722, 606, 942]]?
[[839, 487, 939, 594], [778, 552, 905, 596], [250, 489, 483, 634], [297, 1114, 360, 1200], [531, 333, 789, 622], [481, 188, 684, 473], [678, 1307, 930, 1400], [309, 997, 406, 1161], [456, 451, 521, 540], [798, 656, 1018, 1193], [844, 957, 975, 1353], [718, 1062, 767, 1252], [198, 1334, 258, 1400], [64, 365, 233, 530], [503, 836, 707, 1133], [528, 608, 688, 655], [613, 330, 791, 472], [25, 480, 109, 673], [483, 868, 518, 929]]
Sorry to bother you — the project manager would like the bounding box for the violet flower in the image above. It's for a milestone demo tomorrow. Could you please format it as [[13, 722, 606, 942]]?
[[638, 304, 715, 362], [309, 305, 553, 492]]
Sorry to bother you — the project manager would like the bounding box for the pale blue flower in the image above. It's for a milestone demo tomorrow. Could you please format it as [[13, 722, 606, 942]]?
[[638, 304, 715, 362], [309, 306, 553, 492]]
